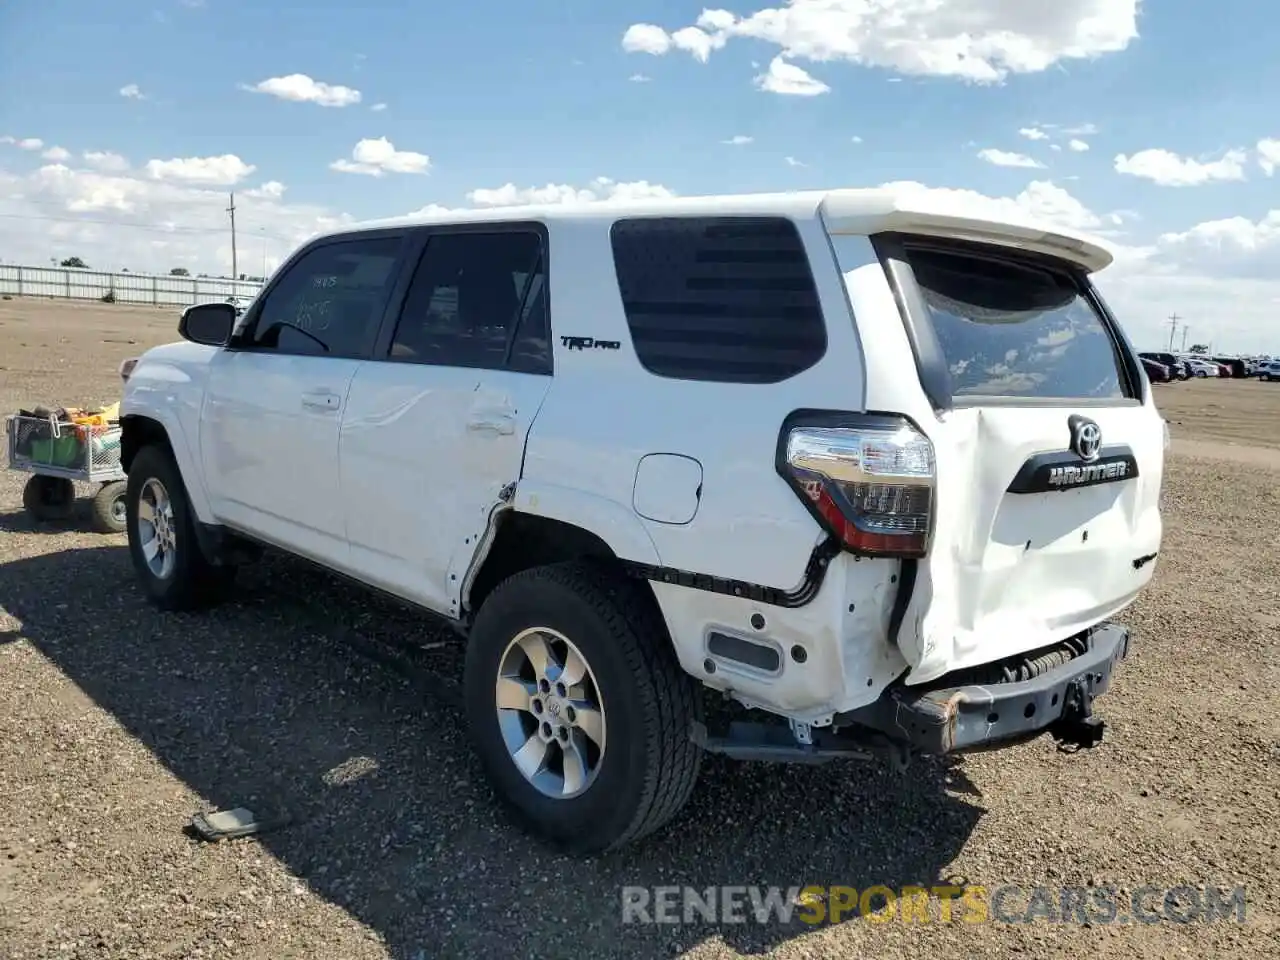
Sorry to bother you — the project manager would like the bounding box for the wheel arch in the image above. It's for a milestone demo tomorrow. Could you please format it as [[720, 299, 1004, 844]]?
[[465, 510, 654, 616], [119, 412, 215, 523]]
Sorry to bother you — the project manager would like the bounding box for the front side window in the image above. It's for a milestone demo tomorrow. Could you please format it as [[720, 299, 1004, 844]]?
[[388, 229, 548, 373], [244, 236, 403, 357]]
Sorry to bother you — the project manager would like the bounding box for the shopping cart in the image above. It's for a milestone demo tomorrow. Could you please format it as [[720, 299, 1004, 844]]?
[[6, 411, 127, 533]]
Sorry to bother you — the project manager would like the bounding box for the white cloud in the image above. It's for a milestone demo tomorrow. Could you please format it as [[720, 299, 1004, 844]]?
[[370, 102, 388, 112], [329, 137, 430, 176], [621, 23, 672, 55], [42, 146, 70, 162], [785, 156, 806, 167], [245, 74, 361, 107], [754, 56, 830, 96], [1019, 127, 1050, 141], [622, 1, 1138, 83], [1068, 138, 1090, 152], [1, 136, 44, 151], [0, 159, 348, 276], [82, 151, 129, 173], [245, 181, 287, 200], [1114, 148, 1249, 187], [978, 148, 1045, 168], [1064, 123, 1099, 136], [466, 177, 675, 207], [629, 73, 652, 83], [851, 135, 863, 144], [145, 154, 256, 186], [119, 84, 145, 100], [1152, 210, 1280, 280], [1258, 138, 1280, 176], [723, 135, 753, 145]]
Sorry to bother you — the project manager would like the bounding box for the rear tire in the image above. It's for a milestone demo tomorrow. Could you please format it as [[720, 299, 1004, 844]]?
[[22, 475, 75, 523], [464, 561, 703, 855], [90, 480, 128, 534], [125, 444, 234, 610]]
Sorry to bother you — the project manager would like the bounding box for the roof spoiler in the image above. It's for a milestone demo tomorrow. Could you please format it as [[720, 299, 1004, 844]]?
[[819, 190, 1114, 274]]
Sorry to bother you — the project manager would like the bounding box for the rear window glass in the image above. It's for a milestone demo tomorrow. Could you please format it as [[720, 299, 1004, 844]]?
[[896, 244, 1129, 400], [609, 216, 826, 384]]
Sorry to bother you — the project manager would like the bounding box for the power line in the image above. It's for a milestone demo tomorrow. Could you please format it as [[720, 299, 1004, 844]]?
[[0, 210, 295, 242], [1165, 313, 1181, 351]]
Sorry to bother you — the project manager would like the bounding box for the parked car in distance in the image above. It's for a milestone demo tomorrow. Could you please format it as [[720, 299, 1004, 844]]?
[[1211, 356, 1248, 378], [1141, 357, 1172, 383], [1258, 360, 1280, 381], [1179, 357, 1220, 378], [1140, 351, 1189, 380]]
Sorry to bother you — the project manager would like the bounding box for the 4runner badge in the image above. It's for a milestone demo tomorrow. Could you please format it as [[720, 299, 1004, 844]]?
[[1068, 414, 1102, 462]]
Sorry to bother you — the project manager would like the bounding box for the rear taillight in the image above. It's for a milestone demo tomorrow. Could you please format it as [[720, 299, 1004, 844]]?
[[778, 413, 936, 558]]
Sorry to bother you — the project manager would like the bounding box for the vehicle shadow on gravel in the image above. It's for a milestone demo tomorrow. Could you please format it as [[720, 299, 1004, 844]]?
[[3, 544, 985, 959]]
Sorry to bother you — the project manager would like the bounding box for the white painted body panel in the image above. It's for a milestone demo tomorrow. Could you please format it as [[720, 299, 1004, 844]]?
[[200, 350, 359, 571], [120, 185, 1163, 726], [117, 340, 220, 523], [339, 361, 551, 615]]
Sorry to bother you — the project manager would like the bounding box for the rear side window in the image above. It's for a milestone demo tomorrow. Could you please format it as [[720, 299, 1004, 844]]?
[[609, 216, 826, 383], [387, 229, 549, 374], [902, 244, 1131, 401]]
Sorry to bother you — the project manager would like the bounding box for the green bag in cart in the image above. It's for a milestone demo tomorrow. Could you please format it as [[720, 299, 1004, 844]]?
[[30, 433, 82, 467]]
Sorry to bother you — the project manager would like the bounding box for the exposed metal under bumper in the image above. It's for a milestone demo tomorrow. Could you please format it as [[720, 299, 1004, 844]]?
[[837, 622, 1131, 754]]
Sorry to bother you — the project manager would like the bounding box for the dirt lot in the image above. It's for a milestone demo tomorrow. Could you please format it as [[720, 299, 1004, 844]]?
[[1, 298, 1278, 959]]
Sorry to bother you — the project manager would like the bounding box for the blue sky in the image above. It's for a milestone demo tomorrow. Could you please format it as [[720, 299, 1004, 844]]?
[[1, 0, 1278, 352]]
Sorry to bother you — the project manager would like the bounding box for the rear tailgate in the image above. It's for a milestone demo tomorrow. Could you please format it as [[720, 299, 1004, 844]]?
[[825, 211, 1164, 685]]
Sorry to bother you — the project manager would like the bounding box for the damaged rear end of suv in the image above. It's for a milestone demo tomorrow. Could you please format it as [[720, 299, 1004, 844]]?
[[758, 194, 1164, 762]]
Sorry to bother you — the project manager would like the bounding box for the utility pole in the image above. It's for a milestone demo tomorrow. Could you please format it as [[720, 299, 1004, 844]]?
[[1180, 326, 1189, 352], [226, 192, 238, 280], [1166, 313, 1181, 351]]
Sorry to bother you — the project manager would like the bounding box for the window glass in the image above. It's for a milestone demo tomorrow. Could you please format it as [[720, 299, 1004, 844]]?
[[507, 259, 551, 374], [247, 237, 402, 356], [904, 245, 1128, 400], [610, 216, 826, 384], [389, 231, 545, 371]]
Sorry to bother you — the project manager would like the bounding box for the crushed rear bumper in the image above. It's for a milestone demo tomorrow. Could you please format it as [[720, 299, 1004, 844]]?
[[837, 622, 1131, 754]]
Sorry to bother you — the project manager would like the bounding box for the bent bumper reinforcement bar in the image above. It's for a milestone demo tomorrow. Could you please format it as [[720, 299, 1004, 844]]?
[[837, 622, 1131, 754]]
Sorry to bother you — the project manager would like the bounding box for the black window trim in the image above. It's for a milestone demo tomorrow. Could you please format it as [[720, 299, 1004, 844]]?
[[609, 214, 829, 385], [869, 232, 1145, 411], [370, 219, 553, 376], [227, 227, 414, 361]]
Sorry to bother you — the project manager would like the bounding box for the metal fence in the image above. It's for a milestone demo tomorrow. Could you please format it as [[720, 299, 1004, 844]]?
[[0, 264, 264, 308]]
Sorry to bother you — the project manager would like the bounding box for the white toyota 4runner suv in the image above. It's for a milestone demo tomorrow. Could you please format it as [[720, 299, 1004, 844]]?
[[118, 189, 1165, 854]]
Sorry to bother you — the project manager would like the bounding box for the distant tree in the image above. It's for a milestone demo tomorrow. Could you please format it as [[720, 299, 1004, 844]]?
[[60, 256, 88, 268], [1189, 343, 1209, 353], [170, 267, 190, 277]]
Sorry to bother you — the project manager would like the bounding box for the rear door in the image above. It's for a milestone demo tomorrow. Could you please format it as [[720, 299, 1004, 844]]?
[[339, 223, 553, 614], [833, 232, 1164, 683]]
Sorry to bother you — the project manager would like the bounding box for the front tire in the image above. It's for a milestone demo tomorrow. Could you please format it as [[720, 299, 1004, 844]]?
[[125, 444, 233, 610], [464, 562, 703, 855]]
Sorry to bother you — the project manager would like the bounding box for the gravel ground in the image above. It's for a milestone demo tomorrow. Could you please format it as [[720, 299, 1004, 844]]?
[[1, 298, 1278, 959]]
